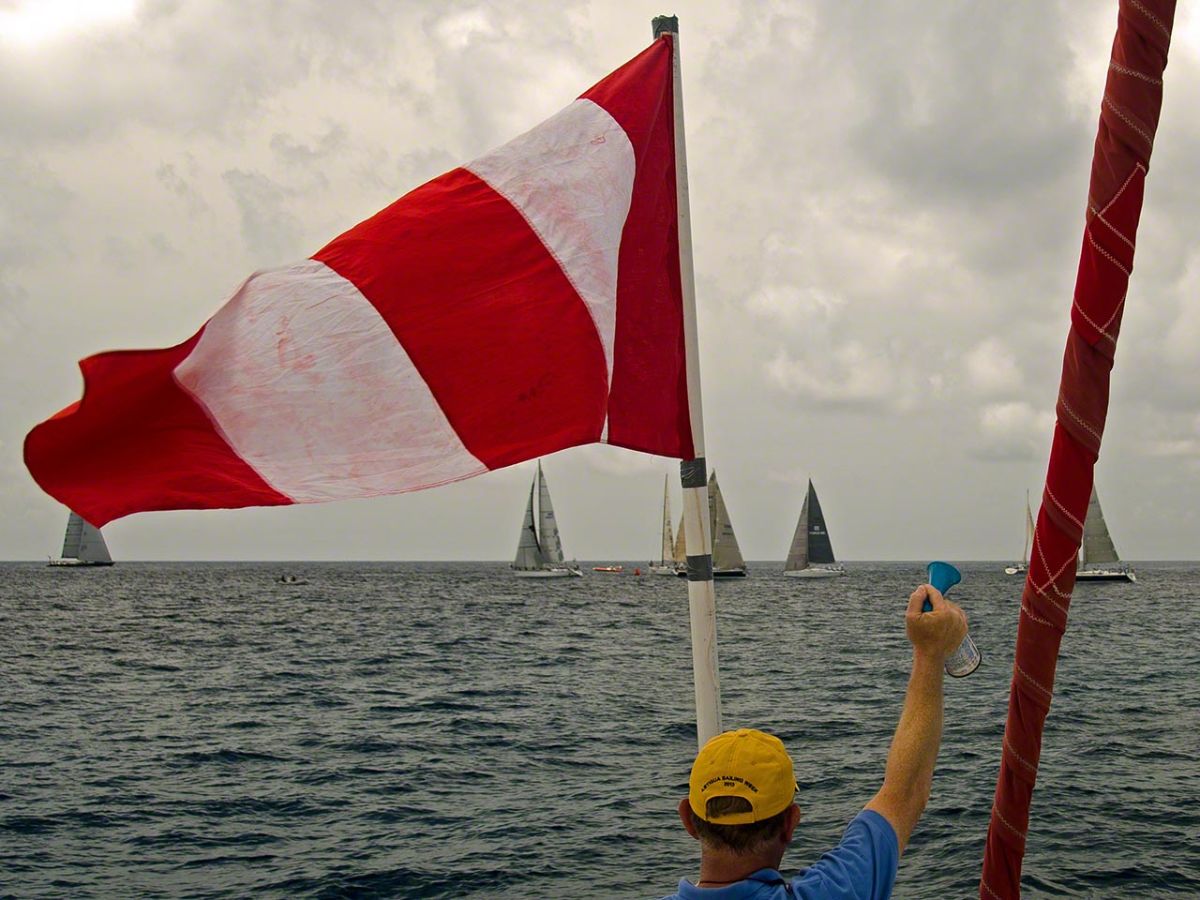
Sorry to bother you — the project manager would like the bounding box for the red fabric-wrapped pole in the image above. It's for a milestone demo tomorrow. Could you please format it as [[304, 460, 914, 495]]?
[[979, 3, 1176, 898]]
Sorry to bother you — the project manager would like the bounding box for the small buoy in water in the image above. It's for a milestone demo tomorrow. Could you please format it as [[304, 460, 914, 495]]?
[[634, 567, 641, 576]]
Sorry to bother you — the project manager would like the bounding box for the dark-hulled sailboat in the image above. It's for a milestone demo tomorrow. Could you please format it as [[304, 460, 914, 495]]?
[[1076, 486, 1135, 582]]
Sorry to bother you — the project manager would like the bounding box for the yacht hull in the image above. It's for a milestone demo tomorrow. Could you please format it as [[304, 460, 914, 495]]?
[[513, 568, 581, 579], [783, 566, 844, 579], [1076, 568, 1136, 583]]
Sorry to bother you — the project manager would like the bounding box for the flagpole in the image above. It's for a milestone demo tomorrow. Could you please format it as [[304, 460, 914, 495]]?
[[653, 14, 723, 748]]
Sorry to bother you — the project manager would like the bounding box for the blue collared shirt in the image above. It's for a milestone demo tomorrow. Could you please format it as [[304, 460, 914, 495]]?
[[662, 810, 899, 900]]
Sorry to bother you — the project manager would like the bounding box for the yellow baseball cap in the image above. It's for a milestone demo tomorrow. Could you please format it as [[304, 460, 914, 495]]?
[[688, 728, 798, 824]]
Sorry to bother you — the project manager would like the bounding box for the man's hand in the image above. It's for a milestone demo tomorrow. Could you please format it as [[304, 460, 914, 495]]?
[[905, 585, 968, 663], [866, 584, 968, 854]]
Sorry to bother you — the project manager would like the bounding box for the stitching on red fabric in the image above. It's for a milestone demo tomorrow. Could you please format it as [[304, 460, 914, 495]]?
[[1086, 227, 1131, 278], [1099, 164, 1144, 217], [1099, 289, 1128, 334], [994, 807, 1028, 840], [1128, 0, 1173, 41], [1004, 736, 1039, 774], [1015, 663, 1054, 702], [1094, 209, 1137, 253], [981, 879, 1004, 900], [1020, 604, 1055, 628], [1073, 298, 1120, 346], [1059, 397, 1103, 445], [1108, 59, 1162, 86], [1044, 485, 1084, 531], [1031, 536, 1072, 610], [1102, 96, 1154, 150]]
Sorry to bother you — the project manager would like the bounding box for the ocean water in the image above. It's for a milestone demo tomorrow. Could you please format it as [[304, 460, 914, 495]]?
[[1, 561, 1197, 898]]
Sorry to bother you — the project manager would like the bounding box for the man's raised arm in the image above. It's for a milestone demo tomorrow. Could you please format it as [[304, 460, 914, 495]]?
[[865, 584, 968, 854]]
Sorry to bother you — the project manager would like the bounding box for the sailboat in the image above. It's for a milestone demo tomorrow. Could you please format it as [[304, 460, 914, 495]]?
[[649, 475, 682, 576], [1004, 491, 1036, 575], [511, 462, 581, 578], [1076, 486, 1135, 582], [48, 510, 114, 567], [709, 472, 747, 577], [783, 479, 845, 578], [674, 471, 746, 578]]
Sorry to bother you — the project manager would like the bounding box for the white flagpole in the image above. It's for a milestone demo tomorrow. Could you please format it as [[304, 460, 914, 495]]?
[[653, 15, 723, 748]]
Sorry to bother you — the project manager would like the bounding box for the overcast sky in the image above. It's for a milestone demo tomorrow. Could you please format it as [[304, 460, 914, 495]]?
[[2, 0, 1198, 562]]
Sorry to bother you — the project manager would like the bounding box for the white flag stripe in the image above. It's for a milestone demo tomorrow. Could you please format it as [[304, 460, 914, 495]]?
[[467, 98, 634, 394], [174, 260, 486, 502]]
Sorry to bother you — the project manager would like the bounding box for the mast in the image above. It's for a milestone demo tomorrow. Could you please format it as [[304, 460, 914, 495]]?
[[536, 461, 566, 565], [653, 15, 722, 746]]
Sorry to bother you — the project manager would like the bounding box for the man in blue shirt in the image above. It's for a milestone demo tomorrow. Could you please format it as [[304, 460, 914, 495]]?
[[663, 582, 968, 899]]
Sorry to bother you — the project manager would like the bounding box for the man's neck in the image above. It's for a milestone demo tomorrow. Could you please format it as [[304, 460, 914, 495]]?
[[696, 849, 784, 888]]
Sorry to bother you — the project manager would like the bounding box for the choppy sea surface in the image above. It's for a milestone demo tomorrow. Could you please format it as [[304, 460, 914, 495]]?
[[2, 561, 1197, 898]]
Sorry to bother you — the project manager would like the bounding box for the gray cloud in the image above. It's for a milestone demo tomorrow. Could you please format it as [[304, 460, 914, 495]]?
[[1, 0, 1197, 561]]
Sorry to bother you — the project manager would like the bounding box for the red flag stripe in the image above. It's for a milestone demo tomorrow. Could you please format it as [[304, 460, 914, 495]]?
[[465, 97, 636, 405], [24, 333, 291, 527], [313, 165, 612, 472], [583, 35, 693, 458]]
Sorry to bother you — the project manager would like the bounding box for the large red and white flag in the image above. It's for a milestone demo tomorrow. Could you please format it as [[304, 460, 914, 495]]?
[[25, 37, 693, 527]]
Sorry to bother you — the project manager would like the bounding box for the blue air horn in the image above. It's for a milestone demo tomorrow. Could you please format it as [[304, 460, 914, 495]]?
[[925, 561, 981, 677]]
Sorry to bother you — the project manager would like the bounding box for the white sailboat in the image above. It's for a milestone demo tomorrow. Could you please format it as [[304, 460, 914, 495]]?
[[649, 474, 682, 576], [48, 510, 114, 567], [783, 479, 845, 578], [672, 472, 745, 577], [1076, 486, 1135, 583], [707, 471, 746, 578], [1004, 491, 1036, 575], [512, 462, 581, 578]]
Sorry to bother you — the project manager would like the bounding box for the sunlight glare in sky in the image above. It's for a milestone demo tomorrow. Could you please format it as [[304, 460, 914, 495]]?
[[0, 0, 136, 47]]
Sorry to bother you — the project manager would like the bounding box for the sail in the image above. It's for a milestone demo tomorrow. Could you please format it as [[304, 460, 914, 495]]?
[[512, 481, 544, 570], [805, 481, 836, 565], [61, 511, 113, 564], [1080, 487, 1120, 565], [673, 515, 686, 564], [61, 512, 84, 559], [536, 462, 566, 565], [784, 490, 809, 571], [708, 472, 745, 572], [660, 475, 674, 565], [785, 481, 836, 570]]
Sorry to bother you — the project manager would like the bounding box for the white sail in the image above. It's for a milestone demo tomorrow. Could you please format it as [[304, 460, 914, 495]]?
[[512, 482, 544, 570], [673, 515, 686, 564], [708, 472, 745, 574], [52, 511, 113, 566], [784, 489, 810, 571], [1080, 486, 1120, 566], [536, 462, 566, 565], [660, 475, 674, 565]]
